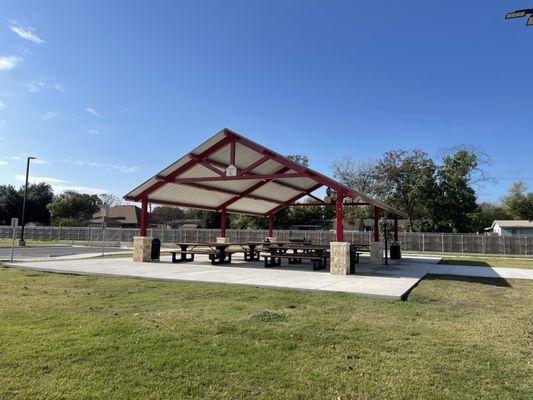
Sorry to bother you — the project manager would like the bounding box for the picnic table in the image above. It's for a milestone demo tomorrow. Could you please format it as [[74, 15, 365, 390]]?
[[171, 242, 234, 265], [263, 243, 331, 270]]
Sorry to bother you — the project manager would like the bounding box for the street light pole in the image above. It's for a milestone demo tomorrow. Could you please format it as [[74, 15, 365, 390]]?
[[19, 156, 36, 247]]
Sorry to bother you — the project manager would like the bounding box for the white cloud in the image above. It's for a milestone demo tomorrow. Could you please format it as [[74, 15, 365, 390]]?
[[33, 159, 50, 165], [43, 111, 60, 120], [6, 156, 21, 160], [85, 107, 99, 117], [0, 160, 8, 166], [14, 174, 108, 195], [9, 22, 45, 44], [0, 56, 22, 71], [22, 80, 65, 93], [0, 101, 6, 109], [88, 128, 100, 135], [69, 159, 138, 174]]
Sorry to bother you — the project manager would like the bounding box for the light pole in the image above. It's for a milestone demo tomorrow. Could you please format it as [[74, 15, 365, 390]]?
[[19, 156, 36, 246], [505, 8, 533, 26]]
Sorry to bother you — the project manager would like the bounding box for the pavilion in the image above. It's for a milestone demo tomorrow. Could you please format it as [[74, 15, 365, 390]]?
[[124, 128, 406, 270]]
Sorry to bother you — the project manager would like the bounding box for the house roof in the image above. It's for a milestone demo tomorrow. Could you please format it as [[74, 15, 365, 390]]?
[[491, 220, 533, 229], [124, 128, 407, 218], [91, 205, 143, 225]]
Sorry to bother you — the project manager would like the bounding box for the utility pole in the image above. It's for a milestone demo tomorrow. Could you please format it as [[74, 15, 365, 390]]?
[[19, 156, 36, 246]]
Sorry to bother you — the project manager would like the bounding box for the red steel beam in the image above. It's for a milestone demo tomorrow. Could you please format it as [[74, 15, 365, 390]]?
[[140, 197, 148, 236], [136, 197, 265, 217], [336, 193, 344, 242], [220, 209, 227, 237], [373, 206, 380, 242], [238, 155, 270, 176], [163, 172, 306, 184], [266, 183, 323, 215], [216, 166, 290, 211], [133, 135, 232, 201]]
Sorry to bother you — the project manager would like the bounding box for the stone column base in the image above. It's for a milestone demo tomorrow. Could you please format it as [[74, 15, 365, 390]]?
[[265, 237, 278, 243], [133, 236, 152, 262], [216, 237, 231, 244], [330, 242, 351, 275], [370, 241, 383, 264]]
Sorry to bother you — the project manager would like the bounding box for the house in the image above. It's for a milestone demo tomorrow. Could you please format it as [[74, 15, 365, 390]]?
[[485, 220, 533, 236], [90, 205, 152, 228]]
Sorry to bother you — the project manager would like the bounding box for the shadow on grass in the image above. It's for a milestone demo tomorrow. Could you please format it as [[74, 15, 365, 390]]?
[[424, 274, 512, 288], [440, 259, 491, 267]]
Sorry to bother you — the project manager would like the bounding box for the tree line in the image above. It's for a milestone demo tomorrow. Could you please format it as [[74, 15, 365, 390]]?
[[1, 148, 531, 232]]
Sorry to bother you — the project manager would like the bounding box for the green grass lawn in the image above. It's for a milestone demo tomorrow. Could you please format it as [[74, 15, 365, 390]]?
[[440, 255, 533, 269], [0, 267, 532, 399]]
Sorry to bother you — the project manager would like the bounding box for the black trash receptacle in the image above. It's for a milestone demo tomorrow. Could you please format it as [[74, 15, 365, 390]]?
[[390, 242, 401, 260], [151, 238, 161, 261]]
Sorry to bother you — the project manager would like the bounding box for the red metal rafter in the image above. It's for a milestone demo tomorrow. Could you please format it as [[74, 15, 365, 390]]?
[[230, 139, 236, 166], [133, 135, 233, 201], [238, 155, 270, 176], [181, 182, 283, 204], [157, 172, 306, 184], [189, 154, 225, 176], [216, 166, 290, 211], [266, 183, 323, 215], [127, 197, 265, 217]]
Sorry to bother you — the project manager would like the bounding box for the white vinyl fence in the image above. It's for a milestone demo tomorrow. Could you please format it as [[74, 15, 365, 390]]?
[[1, 226, 532, 256]]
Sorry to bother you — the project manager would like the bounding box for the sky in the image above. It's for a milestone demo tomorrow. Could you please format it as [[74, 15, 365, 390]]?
[[0, 0, 532, 203]]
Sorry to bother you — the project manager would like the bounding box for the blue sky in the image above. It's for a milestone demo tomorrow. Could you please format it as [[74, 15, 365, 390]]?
[[0, 1, 532, 202]]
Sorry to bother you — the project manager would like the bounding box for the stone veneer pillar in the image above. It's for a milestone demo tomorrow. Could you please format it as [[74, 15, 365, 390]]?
[[329, 242, 351, 275], [133, 236, 152, 262], [370, 241, 384, 264], [265, 237, 278, 243], [216, 237, 231, 244]]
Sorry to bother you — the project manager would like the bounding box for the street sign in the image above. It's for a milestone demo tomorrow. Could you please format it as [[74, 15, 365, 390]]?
[[11, 217, 18, 228]]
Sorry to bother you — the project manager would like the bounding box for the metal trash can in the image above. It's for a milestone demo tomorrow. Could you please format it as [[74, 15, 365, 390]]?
[[390, 242, 401, 260], [151, 238, 161, 261]]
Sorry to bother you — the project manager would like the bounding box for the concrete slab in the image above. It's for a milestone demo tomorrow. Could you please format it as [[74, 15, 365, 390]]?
[[3, 254, 434, 300]]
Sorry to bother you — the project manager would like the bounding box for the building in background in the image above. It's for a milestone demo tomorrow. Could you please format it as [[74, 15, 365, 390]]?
[[90, 205, 152, 228], [485, 220, 533, 236]]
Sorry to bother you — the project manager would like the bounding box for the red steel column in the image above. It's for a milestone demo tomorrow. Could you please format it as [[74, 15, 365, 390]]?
[[140, 198, 148, 236], [393, 215, 399, 242], [336, 193, 344, 242], [268, 214, 274, 237], [373, 206, 379, 242], [220, 209, 227, 237]]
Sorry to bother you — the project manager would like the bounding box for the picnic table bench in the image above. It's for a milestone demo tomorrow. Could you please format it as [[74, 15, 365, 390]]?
[[171, 243, 235, 265]]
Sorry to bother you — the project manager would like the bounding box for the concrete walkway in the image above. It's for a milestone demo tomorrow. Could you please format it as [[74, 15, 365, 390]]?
[[4, 254, 436, 300], [429, 264, 533, 280]]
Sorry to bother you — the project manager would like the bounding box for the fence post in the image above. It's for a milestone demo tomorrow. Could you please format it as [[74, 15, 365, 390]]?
[[461, 235, 464, 253], [441, 234, 444, 253]]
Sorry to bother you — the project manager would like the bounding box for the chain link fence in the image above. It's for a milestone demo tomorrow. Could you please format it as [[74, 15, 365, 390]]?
[[1, 226, 532, 256]]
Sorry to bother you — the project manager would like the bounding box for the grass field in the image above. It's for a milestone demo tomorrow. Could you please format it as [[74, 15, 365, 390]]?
[[0, 266, 531, 399], [440, 255, 533, 269]]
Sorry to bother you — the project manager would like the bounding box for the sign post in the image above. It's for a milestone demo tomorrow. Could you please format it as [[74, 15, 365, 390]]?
[[100, 205, 109, 256], [10, 218, 18, 262]]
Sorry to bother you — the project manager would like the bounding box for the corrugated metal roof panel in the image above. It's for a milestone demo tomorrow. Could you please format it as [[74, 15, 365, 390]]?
[[149, 184, 233, 208], [251, 182, 300, 202], [228, 197, 279, 214]]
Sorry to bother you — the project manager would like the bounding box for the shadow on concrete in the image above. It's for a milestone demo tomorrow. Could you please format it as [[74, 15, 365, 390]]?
[[424, 273, 512, 288]]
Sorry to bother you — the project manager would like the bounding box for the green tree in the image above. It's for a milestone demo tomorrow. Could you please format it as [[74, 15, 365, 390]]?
[[0, 185, 20, 225], [435, 149, 479, 232], [470, 202, 511, 233], [501, 181, 533, 220], [372, 149, 438, 231], [152, 206, 185, 228], [48, 191, 102, 225], [24, 183, 54, 225]]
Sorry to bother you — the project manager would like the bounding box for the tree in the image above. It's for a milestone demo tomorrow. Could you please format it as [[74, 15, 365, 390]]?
[[98, 193, 124, 207], [286, 154, 309, 167], [372, 150, 438, 231], [470, 202, 511, 233], [0, 185, 20, 225], [501, 182, 533, 220], [48, 191, 102, 225], [435, 149, 480, 232], [24, 183, 54, 225], [152, 206, 185, 228], [331, 157, 377, 228]]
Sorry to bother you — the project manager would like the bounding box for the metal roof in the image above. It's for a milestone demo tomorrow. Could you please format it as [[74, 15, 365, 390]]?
[[124, 128, 407, 217]]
